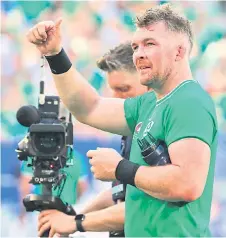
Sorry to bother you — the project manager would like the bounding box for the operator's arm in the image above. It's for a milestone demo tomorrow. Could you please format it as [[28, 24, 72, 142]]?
[[80, 188, 114, 214], [38, 202, 125, 236], [81, 202, 124, 232]]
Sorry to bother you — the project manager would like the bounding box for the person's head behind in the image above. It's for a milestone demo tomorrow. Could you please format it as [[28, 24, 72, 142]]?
[[132, 4, 193, 89], [97, 42, 147, 99]]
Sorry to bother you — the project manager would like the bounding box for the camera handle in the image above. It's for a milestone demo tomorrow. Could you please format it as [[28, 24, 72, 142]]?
[[23, 184, 76, 237], [39, 55, 45, 106]]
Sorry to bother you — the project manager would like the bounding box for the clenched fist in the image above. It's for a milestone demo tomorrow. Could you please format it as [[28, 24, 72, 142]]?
[[26, 18, 63, 56], [87, 148, 123, 181]]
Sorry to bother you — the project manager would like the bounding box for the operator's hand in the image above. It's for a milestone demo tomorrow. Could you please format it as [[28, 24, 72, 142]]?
[[26, 18, 63, 56], [38, 210, 76, 238], [87, 148, 123, 181]]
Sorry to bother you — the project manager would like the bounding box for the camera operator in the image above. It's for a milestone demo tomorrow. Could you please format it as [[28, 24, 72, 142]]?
[[28, 4, 218, 237]]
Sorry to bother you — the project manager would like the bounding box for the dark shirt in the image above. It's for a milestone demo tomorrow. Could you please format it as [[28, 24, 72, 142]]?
[[110, 136, 132, 237]]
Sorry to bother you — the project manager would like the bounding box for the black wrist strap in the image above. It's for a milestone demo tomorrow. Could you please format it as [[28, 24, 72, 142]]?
[[75, 214, 85, 232], [115, 159, 140, 187], [76, 220, 85, 232], [45, 48, 72, 74]]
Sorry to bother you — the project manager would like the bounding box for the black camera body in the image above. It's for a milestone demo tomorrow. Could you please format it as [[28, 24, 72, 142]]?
[[29, 123, 66, 157], [17, 95, 70, 185]]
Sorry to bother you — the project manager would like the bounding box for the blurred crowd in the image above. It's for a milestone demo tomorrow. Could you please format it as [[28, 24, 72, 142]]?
[[1, 1, 226, 237]]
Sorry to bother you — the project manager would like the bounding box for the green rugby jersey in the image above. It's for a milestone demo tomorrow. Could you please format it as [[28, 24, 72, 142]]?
[[124, 80, 218, 237]]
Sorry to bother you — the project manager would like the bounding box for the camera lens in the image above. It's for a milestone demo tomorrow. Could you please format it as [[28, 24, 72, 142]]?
[[34, 132, 63, 155]]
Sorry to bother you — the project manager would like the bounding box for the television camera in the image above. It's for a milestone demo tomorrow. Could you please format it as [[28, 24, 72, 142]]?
[[16, 57, 76, 237]]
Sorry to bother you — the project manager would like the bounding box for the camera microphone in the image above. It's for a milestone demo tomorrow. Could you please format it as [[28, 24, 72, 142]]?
[[137, 133, 171, 166], [16, 105, 40, 127]]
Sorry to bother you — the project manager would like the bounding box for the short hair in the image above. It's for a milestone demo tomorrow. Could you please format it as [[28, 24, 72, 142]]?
[[135, 4, 193, 52], [96, 42, 136, 73]]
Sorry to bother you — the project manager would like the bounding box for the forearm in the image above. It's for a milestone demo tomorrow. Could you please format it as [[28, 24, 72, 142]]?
[[134, 165, 190, 201], [53, 67, 129, 135], [80, 189, 114, 214], [81, 202, 125, 232], [53, 67, 100, 121]]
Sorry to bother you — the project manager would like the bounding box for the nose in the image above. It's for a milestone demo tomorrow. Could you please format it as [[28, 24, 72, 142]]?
[[113, 91, 125, 99], [133, 46, 146, 62], [113, 91, 121, 98]]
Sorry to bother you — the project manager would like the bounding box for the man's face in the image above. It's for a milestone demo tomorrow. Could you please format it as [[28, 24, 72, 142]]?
[[131, 22, 176, 88], [107, 70, 147, 99]]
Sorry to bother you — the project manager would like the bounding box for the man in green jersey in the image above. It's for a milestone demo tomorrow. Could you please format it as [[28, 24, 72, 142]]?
[[27, 3, 218, 237], [35, 42, 155, 237]]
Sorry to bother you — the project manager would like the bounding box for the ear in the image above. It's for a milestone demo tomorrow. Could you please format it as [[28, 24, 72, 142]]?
[[175, 45, 186, 61]]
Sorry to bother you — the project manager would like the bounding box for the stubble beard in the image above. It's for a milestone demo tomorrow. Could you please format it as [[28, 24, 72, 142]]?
[[145, 67, 172, 91]]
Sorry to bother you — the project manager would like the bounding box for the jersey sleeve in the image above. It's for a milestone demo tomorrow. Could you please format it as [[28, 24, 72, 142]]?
[[124, 95, 143, 133], [164, 97, 217, 147]]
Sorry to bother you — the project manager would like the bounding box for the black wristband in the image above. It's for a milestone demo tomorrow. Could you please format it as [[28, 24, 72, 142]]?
[[45, 48, 72, 74], [75, 214, 86, 232], [115, 159, 140, 187]]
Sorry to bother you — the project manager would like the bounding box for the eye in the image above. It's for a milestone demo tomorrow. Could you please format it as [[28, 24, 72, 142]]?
[[146, 42, 155, 47], [132, 45, 138, 51], [118, 87, 130, 92]]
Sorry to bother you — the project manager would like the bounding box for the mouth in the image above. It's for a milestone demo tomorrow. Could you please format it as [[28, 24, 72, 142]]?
[[137, 66, 152, 74]]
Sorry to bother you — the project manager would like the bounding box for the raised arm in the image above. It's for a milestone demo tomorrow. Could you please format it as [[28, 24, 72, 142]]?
[[26, 19, 131, 136], [53, 68, 129, 135]]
